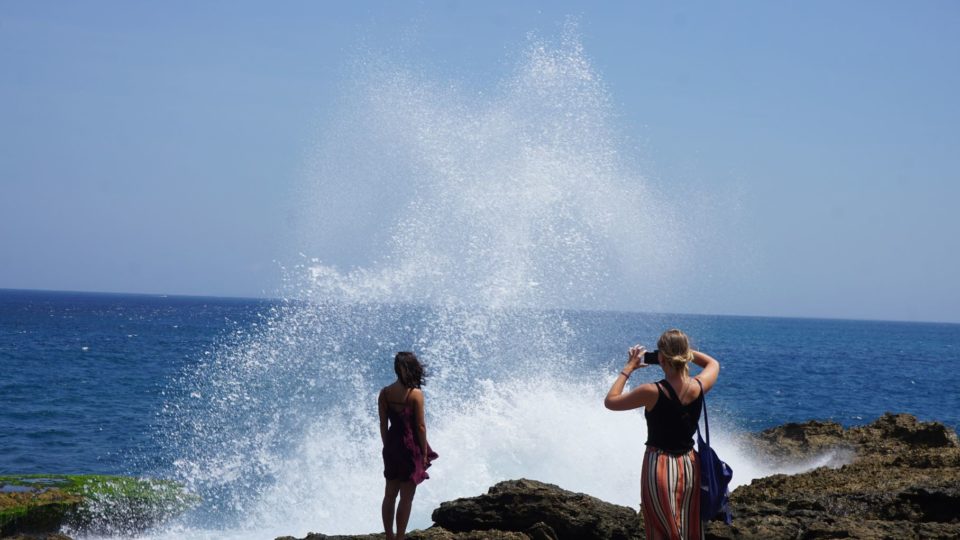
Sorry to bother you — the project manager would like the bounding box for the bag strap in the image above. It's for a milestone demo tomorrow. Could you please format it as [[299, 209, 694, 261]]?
[[695, 378, 710, 447]]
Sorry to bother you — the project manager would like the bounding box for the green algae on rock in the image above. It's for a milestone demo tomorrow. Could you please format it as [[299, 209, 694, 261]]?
[[0, 474, 197, 537]]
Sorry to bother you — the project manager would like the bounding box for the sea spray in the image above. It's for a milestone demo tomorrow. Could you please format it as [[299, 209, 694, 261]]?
[[297, 25, 690, 312], [143, 27, 823, 540]]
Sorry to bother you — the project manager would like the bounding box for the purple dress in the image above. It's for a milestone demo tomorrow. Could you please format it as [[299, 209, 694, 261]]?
[[383, 397, 438, 484]]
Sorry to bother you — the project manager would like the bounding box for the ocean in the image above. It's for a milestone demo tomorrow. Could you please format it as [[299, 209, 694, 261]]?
[[2, 288, 958, 538], [5, 26, 960, 540]]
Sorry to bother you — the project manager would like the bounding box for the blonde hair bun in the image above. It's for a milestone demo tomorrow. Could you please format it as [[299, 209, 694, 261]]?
[[657, 329, 694, 374]]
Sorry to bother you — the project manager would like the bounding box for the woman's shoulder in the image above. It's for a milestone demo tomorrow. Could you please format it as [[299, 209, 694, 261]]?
[[635, 381, 661, 401]]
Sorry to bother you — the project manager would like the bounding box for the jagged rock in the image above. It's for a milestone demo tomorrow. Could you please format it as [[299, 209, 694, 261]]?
[[850, 413, 960, 452], [753, 413, 959, 461], [727, 413, 960, 538], [432, 479, 640, 540]]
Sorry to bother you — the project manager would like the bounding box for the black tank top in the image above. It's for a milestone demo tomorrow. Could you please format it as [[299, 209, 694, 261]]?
[[644, 378, 703, 454]]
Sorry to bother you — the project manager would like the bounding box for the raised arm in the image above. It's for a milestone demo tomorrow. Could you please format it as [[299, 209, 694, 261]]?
[[411, 389, 429, 465], [604, 345, 658, 411], [377, 388, 388, 447], [691, 350, 720, 393]]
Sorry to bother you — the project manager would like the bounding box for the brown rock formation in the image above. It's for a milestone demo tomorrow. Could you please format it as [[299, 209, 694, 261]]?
[[711, 413, 960, 539], [432, 479, 640, 540]]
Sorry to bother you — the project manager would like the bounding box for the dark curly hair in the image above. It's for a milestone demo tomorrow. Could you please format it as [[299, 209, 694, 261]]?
[[394, 351, 425, 389]]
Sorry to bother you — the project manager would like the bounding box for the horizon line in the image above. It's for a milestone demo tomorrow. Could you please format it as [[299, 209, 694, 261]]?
[[0, 286, 957, 327]]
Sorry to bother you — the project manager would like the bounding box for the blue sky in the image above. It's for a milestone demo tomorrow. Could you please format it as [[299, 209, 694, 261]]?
[[1, 1, 958, 322]]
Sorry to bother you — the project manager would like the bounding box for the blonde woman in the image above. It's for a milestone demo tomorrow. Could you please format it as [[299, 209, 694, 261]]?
[[604, 329, 720, 540]]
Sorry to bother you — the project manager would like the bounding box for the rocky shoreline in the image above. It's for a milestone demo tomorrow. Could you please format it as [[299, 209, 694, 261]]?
[[279, 413, 960, 540], [3, 413, 957, 539]]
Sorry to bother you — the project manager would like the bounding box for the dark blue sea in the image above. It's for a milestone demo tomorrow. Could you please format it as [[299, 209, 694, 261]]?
[[3, 288, 958, 477], [3, 288, 960, 537]]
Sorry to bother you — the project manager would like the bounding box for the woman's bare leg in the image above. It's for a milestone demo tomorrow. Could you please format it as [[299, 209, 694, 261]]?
[[382, 480, 401, 540], [395, 481, 417, 540]]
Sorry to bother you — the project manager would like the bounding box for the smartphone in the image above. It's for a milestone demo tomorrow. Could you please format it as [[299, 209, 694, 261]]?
[[643, 350, 660, 365]]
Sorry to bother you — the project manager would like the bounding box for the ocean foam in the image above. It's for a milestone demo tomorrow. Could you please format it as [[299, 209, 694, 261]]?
[[125, 25, 810, 540]]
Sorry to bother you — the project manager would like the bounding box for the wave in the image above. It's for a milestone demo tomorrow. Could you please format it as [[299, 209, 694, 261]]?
[[124, 23, 793, 540]]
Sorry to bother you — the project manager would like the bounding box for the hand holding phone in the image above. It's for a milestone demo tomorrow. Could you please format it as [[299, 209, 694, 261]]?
[[626, 344, 646, 370]]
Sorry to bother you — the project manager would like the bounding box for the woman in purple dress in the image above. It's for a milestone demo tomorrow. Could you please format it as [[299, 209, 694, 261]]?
[[378, 352, 438, 540]]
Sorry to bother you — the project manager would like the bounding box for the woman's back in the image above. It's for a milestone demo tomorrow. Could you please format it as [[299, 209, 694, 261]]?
[[645, 379, 703, 454], [383, 384, 413, 433], [382, 382, 413, 409]]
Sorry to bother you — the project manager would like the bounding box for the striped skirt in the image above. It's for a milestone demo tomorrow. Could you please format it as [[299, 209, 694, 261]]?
[[640, 446, 703, 540]]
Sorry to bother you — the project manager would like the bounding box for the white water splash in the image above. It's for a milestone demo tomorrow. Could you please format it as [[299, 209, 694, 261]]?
[[120, 26, 822, 540]]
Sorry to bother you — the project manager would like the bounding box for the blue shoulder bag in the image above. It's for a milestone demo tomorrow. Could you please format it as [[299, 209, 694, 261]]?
[[695, 379, 733, 524]]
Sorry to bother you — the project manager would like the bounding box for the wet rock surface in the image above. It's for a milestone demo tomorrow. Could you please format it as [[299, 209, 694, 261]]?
[[714, 413, 960, 539], [281, 413, 960, 540], [431, 479, 640, 540]]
